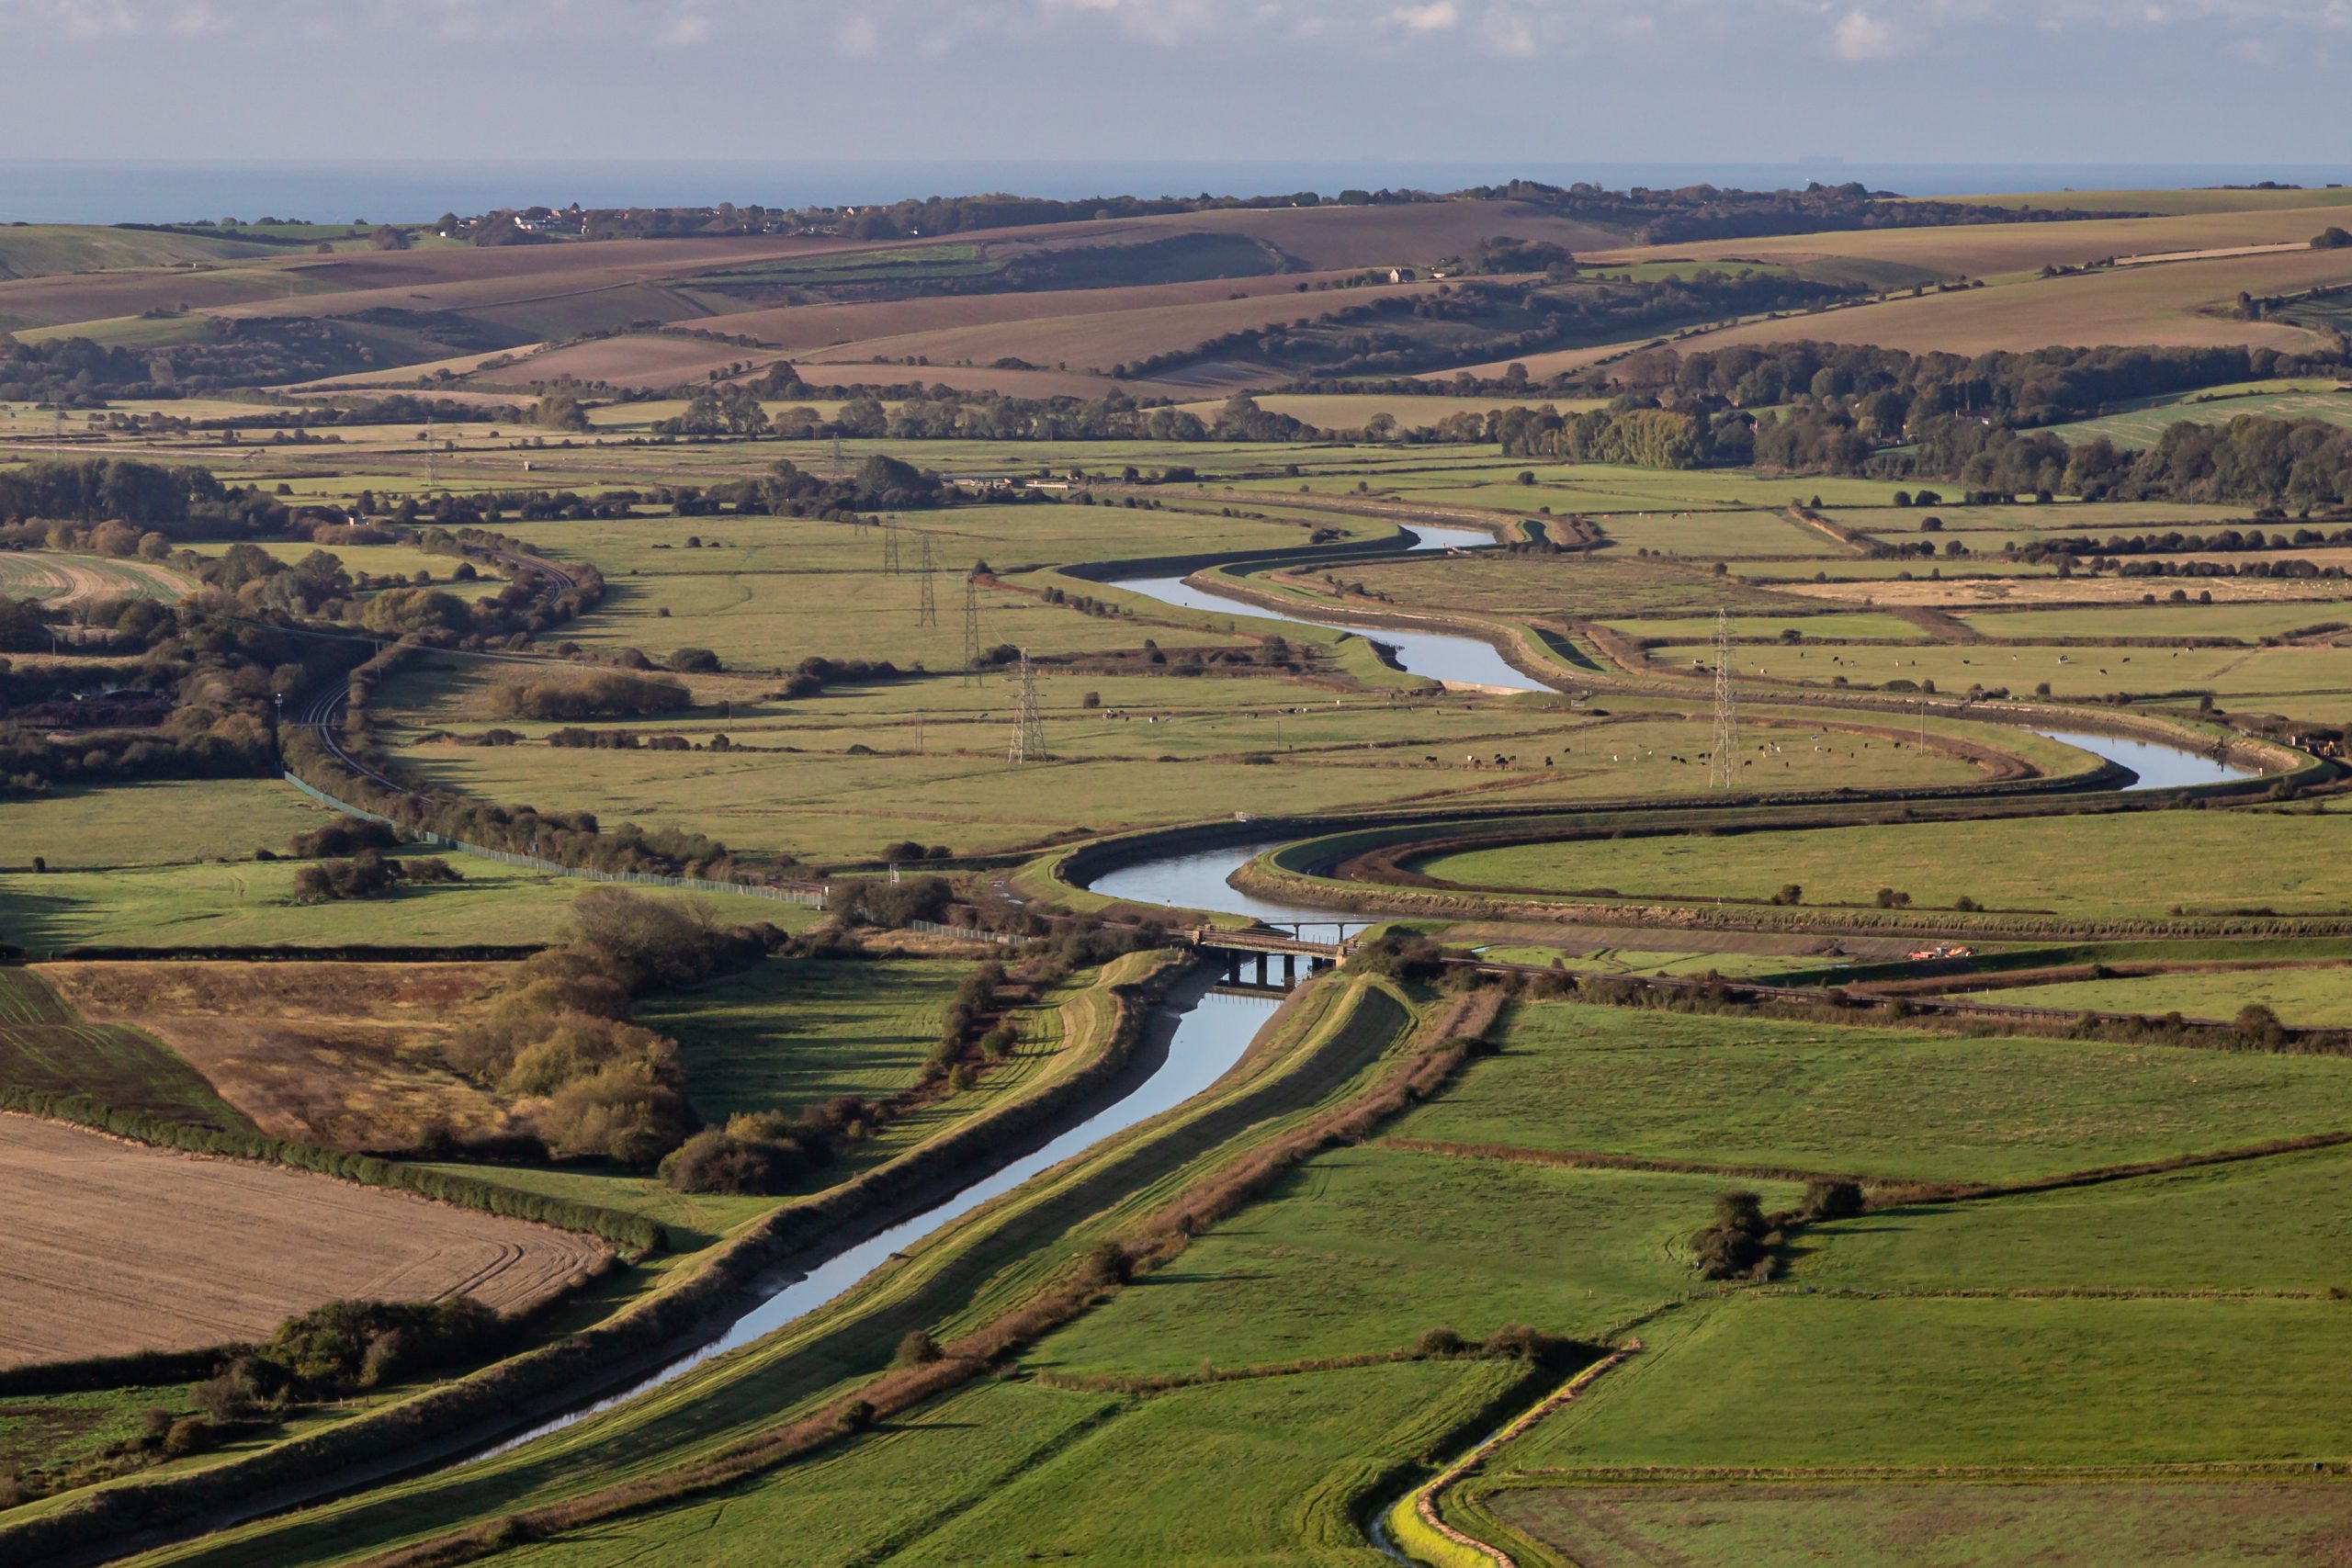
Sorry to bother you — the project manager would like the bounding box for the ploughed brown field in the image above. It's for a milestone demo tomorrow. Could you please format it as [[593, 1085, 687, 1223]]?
[[0, 1113, 607, 1368], [41, 962, 514, 1151]]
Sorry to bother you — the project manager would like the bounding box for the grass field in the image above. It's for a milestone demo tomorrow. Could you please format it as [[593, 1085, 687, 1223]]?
[[1961, 965, 2352, 1026], [0, 550, 192, 604], [1393, 1002, 2352, 1184], [0, 853, 817, 953], [1798, 1143, 2352, 1293], [1031, 1147, 1794, 1374], [1411, 811, 2348, 919], [1488, 1479, 2352, 1568], [0, 781, 342, 872], [0, 968, 249, 1128], [1503, 1294, 2352, 1469]]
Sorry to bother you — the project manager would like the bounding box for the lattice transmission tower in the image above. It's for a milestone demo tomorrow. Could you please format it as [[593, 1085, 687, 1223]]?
[[962, 575, 984, 684], [1007, 649, 1048, 763], [1710, 607, 1738, 790], [915, 537, 937, 626], [882, 518, 901, 575]]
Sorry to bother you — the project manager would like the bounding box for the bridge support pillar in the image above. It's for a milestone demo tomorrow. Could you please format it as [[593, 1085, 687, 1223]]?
[[1283, 953, 1297, 987], [1254, 953, 1270, 987], [1224, 954, 1240, 985]]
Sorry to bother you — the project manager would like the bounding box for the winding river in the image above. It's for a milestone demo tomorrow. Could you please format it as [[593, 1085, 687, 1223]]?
[[214, 520, 2276, 1557], [1112, 524, 1551, 693]]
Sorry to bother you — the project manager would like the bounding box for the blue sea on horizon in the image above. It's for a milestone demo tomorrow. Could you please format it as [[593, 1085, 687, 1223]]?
[[2, 159, 2347, 227]]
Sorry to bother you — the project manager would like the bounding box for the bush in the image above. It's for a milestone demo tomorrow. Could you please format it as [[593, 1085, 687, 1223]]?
[[894, 1330, 943, 1368], [487, 670, 690, 722], [291, 849, 459, 904], [1802, 1179, 1864, 1221], [1414, 1325, 1465, 1357]]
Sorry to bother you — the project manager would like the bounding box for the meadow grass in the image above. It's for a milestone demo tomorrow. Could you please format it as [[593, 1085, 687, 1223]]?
[[1486, 1478, 2352, 1568], [0, 780, 342, 871], [0, 854, 815, 953], [893, 1359, 1520, 1568], [1599, 611, 1928, 641], [0, 968, 249, 1127], [1393, 1002, 2352, 1184], [1504, 1295, 2352, 1469], [1411, 811, 2352, 919], [638, 956, 971, 1123], [1962, 965, 2352, 1026], [1954, 601, 2352, 640], [379, 684, 1987, 865], [1796, 1143, 2352, 1293], [1026, 1147, 1794, 1375]]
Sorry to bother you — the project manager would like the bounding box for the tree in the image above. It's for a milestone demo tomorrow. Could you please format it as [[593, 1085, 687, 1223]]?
[[2313, 227, 2352, 250]]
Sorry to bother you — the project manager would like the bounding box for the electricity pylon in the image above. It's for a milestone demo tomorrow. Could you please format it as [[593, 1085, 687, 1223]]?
[[882, 518, 901, 575], [1710, 607, 1738, 790], [1007, 649, 1047, 763], [916, 536, 937, 626]]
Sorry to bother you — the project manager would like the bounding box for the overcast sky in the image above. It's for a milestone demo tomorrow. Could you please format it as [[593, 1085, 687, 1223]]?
[[3, 0, 2346, 172]]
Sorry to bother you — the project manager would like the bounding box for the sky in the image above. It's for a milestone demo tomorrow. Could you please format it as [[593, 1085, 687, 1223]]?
[[1, 0, 2346, 175]]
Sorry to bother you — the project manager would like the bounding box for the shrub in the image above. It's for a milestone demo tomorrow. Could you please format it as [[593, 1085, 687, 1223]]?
[[487, 670, 690, 722], [1414, 1326, 1465, 1357], [894, 1330, 943, 1368], [1802, 1179, 1865, 1221]]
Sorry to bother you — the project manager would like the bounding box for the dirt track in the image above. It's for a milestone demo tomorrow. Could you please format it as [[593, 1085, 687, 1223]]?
[[0, 1113, 606, 1368]]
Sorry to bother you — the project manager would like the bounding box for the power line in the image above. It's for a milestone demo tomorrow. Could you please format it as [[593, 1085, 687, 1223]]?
[[962, 573, 984, 684], [1007, 649, 1047, 763], [1710, 607, 1738, 790], [916, 536, 937, 626]]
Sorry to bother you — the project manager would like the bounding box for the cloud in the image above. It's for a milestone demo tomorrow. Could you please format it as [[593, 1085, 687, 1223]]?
[[1389, 1, 1458, 30], [657, 7, 712, 45], [1826, 7, 1902, 58], [835, 12, 879, 55]]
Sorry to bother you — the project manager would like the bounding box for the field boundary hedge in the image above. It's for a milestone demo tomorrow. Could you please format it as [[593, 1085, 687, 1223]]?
[[0, 951, 1187, 1566]]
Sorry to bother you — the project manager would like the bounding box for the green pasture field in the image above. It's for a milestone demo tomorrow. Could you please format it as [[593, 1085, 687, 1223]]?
[[491, 1359, 1521, 1568], [0, 550, 192, 602], [1030, 1146, 1796, 1375], [640, 955, 1110, 1187], [1744, 557, 2058, 581], [0, 853, 817, 953], [1800, 1142, 2352, 1293], [1593, 509, 1828, 558], [0, 1382, 202, 1491], [1644, 637, 2253, 699], [890, 1359, 1518, 1567], [1411, 809, 2351, 919], [1227, 459, 1915, 517], [1955, 600, 2352, 640], [1487, 1479, 2352, 1568], [2046, 387, 2352, 447], [9, 313, 215, 350], [379, 682, 1991, 865], [0, 969, 250, 1127], [1598, 611, 1927, 641], [1826, 500, 2256, 538], [1393, 1001, 2352, 1185], [0, 781, 343, 871], [1503, 1295, 2352, 1470], [1300, 552, 1814, 619], [1960, 964, 2352, 1026], [639, 956, 971, 1123]]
